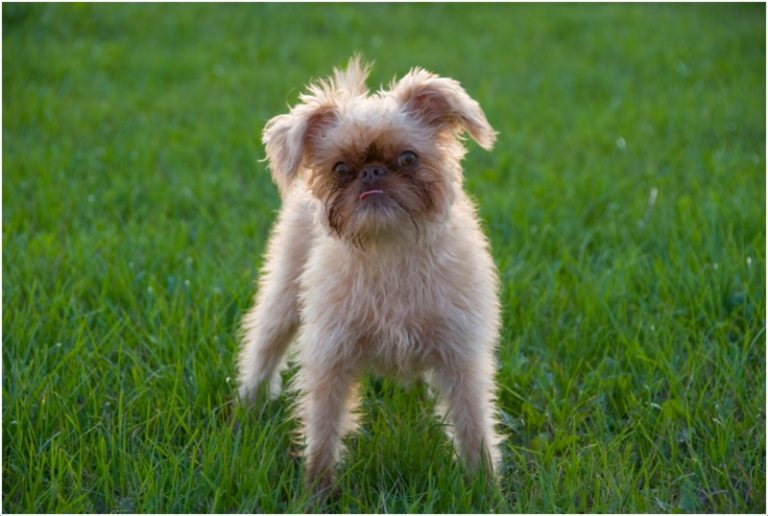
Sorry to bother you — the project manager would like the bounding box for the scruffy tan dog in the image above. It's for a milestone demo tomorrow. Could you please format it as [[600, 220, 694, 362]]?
[[237, 57, 502, 492]]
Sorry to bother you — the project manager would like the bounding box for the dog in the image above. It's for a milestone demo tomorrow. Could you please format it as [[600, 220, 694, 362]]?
[[237, 56, 502, 492]]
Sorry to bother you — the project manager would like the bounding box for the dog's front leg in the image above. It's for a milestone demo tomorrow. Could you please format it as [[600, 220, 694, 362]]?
[[430, 353, 501, 477], [295, 352, 360, 494]]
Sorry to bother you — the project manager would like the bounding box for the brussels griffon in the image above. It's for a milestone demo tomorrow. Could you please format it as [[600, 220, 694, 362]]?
[[237, 57, 502, 492]]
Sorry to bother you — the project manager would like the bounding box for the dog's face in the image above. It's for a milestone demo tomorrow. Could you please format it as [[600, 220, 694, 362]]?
[[262, 58, 496, 242], [303, 103, 461, 242]]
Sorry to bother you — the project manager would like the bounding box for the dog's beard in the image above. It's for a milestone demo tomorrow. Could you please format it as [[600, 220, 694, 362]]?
[[325, 188, 419, 247], [319, 166, 447, 247]]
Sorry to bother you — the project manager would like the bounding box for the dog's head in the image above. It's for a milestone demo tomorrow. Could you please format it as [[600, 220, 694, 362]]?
[[263, 56, 496, 243]]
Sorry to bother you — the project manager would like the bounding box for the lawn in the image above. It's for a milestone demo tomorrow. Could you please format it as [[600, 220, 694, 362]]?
[[2, 3, 765, 513]]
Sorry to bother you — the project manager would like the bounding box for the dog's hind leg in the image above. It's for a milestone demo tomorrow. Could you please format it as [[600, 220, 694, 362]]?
[[237, 189, 313, 406]]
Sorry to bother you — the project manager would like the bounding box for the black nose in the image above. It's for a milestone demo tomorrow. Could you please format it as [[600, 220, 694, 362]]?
[[360, 164, 387, 184]]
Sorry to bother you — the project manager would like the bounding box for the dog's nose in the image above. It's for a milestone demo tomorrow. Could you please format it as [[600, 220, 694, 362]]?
[[360, 164, 387, 184]]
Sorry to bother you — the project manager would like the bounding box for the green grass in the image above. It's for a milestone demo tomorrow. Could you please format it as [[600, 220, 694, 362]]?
[[3, 3, 765, 513]]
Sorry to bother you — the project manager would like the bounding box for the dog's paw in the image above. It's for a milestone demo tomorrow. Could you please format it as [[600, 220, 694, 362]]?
[[304, 469, 340, 505]]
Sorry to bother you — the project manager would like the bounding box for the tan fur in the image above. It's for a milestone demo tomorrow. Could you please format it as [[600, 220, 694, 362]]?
[[238, 56, 502, 491]]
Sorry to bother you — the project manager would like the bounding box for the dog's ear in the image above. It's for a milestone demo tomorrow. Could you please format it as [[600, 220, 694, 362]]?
[[263, 56, 372, 196], [263, 104, 337, 196], [392, 68, 496, 150]]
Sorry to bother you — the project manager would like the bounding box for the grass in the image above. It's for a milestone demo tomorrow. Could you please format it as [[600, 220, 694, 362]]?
[[2, 3, 765, 513]]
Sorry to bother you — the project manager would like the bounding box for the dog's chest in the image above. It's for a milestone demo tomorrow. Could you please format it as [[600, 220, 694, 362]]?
[[302, 239, 465, 370], [351, 256, 450, 370]]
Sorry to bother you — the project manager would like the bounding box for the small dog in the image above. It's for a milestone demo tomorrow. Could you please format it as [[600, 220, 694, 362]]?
[[237, 57, 502, 492]]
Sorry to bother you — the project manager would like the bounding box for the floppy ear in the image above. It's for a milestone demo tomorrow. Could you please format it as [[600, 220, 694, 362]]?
[[262, 56, 373, 196], [262, 103, 337, 196], [392, 68, 497, 150]]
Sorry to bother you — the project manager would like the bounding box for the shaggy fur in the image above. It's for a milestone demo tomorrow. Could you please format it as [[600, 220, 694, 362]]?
[[237, 57, 502, 492]]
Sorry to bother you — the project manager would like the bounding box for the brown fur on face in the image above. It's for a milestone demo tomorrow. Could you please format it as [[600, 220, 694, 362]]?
[[261, 56, 495, 242], [306, 134, 454, 243], [238, 56, 502, 495]]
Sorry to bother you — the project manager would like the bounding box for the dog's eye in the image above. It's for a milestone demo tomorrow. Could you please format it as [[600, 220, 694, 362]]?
[[397, 151, 418, 167], [333, 162, 350, 175]]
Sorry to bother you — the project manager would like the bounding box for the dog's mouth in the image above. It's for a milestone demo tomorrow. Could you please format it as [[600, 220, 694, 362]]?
[[359, 189, 385, 201]]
